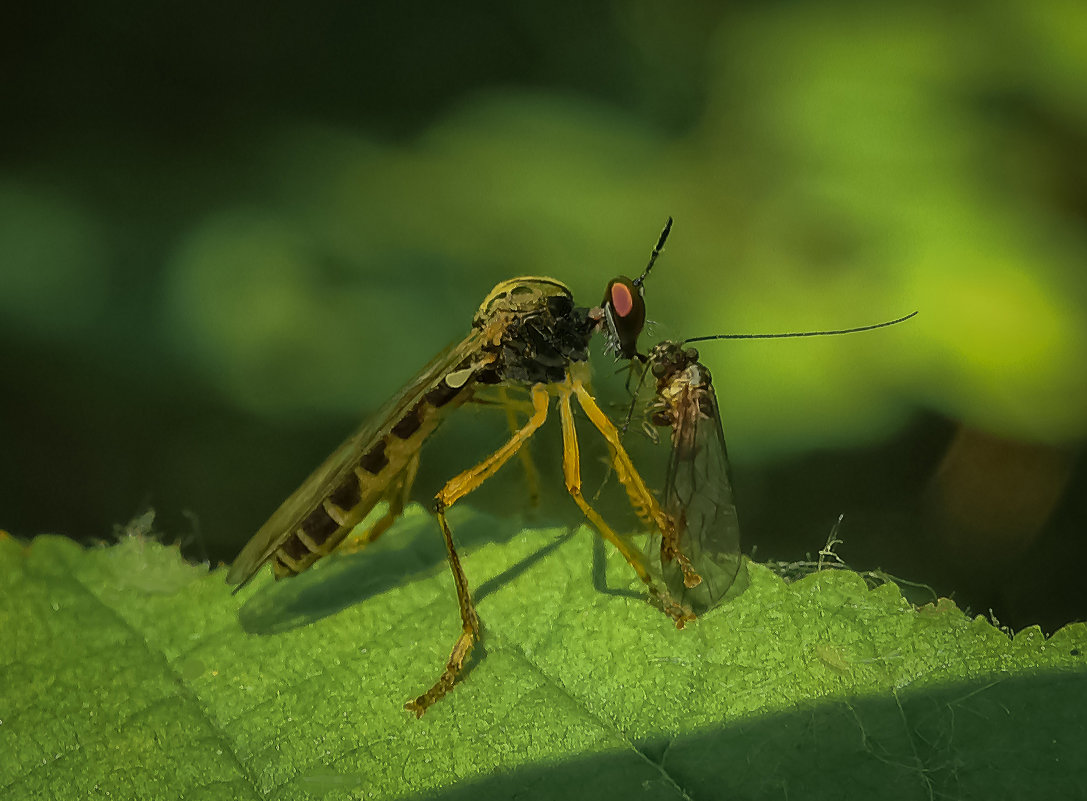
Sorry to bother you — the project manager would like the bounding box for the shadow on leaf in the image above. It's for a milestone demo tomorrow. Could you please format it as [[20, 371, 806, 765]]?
[[421, 670, 1087, 801], [237, 507, 574, 635]]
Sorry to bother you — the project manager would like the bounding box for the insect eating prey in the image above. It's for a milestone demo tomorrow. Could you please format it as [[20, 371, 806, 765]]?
[[595, 218, 741, 609], [228, 251, 697, 716]]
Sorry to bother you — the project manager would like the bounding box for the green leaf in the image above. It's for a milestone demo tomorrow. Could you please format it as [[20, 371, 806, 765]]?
[[2, 509, 1085, 800]]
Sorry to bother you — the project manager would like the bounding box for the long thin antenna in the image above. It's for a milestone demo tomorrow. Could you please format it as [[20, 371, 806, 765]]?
[[684, 311, 918, 344], [633, 216, 673, 289]]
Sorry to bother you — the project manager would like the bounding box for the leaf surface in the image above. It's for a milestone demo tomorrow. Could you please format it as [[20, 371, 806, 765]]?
[[1, 511, 1084, 800]]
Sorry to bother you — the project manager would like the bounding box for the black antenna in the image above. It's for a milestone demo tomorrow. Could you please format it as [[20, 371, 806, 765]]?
[[683, 311, 918, 344], [633, 216, 673, 289]]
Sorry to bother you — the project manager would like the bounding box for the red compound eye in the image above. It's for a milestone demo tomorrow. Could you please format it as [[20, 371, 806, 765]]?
[[597, 217, 672, 361], [601, 275, 646, 359], [610, 281, 635, 318]]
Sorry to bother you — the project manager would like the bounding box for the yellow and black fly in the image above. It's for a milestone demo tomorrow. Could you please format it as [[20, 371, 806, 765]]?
[[228, 251, 694, 715], [228, 218, 915, 715]]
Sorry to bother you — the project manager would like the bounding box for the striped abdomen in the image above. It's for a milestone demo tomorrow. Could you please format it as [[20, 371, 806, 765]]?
[[269, 372, 474, 578]]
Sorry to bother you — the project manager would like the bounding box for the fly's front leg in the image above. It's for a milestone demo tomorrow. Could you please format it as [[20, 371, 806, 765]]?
[[405, 384, 551, 716], [572, 377, 702, 590], [556, 383, 694, 628]]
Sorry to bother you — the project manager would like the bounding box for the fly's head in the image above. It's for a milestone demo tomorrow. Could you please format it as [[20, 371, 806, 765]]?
[[474, 276, 595, 385], [600, 275, 647, 361], [598, 217, 673, 361]]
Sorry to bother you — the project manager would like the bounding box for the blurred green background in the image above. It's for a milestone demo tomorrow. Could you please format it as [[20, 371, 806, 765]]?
[[3, 2, 1085, 631]]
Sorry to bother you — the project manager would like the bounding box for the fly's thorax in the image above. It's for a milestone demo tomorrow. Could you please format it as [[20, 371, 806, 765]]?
[[473, 276, 596, 385], [474, 276, 573, 326]]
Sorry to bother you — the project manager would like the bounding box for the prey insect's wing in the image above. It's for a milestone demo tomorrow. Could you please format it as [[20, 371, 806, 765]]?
[[227, 331, 484, 588], [661, 377, 742, 611]]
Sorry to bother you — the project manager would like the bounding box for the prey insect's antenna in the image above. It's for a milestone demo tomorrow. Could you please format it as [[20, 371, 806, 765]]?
[[619, 311, 918, 435], [633, 216, 673, 291], [683, 311, 918, 345]]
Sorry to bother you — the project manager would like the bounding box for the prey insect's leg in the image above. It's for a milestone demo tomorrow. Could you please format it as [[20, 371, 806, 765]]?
[[497, 386, 541, 507], [405, 384, 551, 716], [339, 452, 420, 554], [571, 378, 703, 594], [556, 384, 694, 627]]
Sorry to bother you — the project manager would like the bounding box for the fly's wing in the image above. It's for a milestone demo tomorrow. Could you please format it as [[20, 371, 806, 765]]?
[[660, 381, 742, 611], [226, 331, 482, 587]]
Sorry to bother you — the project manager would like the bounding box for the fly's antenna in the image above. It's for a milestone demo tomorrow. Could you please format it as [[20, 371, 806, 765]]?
[[683, 311, 918, 345], [633, 216, 673, 290]]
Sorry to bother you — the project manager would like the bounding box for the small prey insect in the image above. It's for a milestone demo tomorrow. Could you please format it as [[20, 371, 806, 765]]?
[[639, 339, 744, 610], [600, 219, 918, 611], [228, 268, 692, 716]]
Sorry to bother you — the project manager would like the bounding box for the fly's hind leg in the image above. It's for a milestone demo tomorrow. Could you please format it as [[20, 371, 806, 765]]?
[[405, 384, 551, 716], [338, 453, 420, 555], [556, 381, 694, 627]]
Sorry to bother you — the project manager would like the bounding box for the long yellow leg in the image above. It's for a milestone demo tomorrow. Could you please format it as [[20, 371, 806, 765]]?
[[438, 384, 550, 507], [464, 387, 542, 505], [405, 384, 551, 716], [573, 377, 701, 590], [404, 506, 481, 717], [574, 378, 701, 590], [497, 387, 541, 507], [556, 386, 651, 584], [556, 386, 694, 627]]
